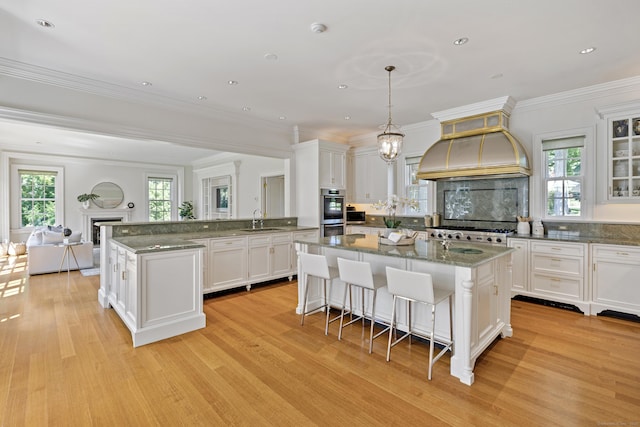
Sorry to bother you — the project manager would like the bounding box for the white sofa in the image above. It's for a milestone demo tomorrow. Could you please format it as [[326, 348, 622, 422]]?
[[26, 227, 94, 275]]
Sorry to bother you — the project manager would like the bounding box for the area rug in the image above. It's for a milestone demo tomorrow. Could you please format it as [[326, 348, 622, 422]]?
[[80, 267, 100, 277]]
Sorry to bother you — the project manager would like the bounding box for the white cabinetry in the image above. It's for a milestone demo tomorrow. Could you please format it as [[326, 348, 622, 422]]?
[[591, 244, 640, 316], [247, 233, 293, 284], [351, 149, 388, 203], [191, 238, 209, 292], [210, 237, 248, 292], [507, 238, 529, 293], [529, 241, 589, 314], [107, 244, 205, 347], [319, 147, 346, 189], [598, 106, 640, 201]]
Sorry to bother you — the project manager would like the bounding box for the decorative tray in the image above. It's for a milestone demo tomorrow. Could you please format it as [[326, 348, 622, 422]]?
[[379, 231, 417, 246]]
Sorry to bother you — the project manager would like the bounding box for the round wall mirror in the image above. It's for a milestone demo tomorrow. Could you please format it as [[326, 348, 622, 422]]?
[[92, 182, 124, 209]]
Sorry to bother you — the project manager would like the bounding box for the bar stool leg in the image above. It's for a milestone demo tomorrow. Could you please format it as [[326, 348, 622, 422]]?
[[368, 291, 376, 353], [428, 304, 436, 380], [300, 273, 309, 326], [386, 295, 397, 362], [338, 283, 350, 341]]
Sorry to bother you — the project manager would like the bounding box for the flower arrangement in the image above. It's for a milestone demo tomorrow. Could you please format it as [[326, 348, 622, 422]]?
[[372, 194, 419, 228]]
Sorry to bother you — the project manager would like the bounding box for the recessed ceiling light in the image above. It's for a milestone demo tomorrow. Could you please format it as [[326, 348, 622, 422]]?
[[264, 53, 278, 61], [36, 19, 54, 28], [242, 107, 251, 111], [197, 96, 207, 100], [344, 116, 351, 120], [453, 37, 469, 46], [337, 84, 348, 89], [141, 81, 152, 86], [579, 47, 596, 55], [310, 23, 327, 33], [279, 116, 287, 120], [228, 80, 238, 85]]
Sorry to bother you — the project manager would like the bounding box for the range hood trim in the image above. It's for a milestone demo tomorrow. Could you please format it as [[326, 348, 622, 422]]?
[[417, 110, 531, 181]]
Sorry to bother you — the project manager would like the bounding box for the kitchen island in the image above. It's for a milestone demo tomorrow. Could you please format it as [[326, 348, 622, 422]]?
[[295, 234, 515, 385]]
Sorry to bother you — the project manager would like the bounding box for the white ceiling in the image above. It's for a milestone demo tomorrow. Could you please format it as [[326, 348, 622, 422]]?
[[1, 0, 640, 164]]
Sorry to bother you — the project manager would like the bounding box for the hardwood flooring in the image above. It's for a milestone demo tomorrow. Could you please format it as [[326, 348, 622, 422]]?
[[1, 254, 639, 426]]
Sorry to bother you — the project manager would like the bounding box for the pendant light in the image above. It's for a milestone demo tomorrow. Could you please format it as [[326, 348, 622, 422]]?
[[377, 65, 404, 163]]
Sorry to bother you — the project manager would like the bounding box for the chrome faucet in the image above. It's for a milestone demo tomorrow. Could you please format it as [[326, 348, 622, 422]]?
[[252, 209, 263, 229], [441, 231, 463, 251]]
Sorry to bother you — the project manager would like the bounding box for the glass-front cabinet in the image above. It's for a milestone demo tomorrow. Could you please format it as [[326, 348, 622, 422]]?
[[609, 115, 640, 200]]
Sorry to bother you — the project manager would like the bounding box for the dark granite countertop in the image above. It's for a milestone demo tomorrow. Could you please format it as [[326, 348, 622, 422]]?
[[295, 233, 514, 268], [111, 226, 318, 254]]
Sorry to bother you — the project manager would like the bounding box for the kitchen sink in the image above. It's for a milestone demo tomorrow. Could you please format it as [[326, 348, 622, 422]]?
[[448, 247, 483, 255], [240, 227, 282, 232]]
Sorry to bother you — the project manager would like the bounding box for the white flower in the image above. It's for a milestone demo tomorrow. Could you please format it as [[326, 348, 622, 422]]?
[[372, 194, 419, 216]]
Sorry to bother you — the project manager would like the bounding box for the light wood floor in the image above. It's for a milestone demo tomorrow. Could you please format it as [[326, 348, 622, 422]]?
[[1, 254, 639, 426]]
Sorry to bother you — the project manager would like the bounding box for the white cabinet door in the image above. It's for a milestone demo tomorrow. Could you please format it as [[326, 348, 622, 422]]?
[[319, 149, 346, 189], [507, 238, 529, 293], [352, 151, 387, 202], [191, 239, 209, 293], [270, 233, 292, 277], [248, 236, 271, 282], [124, 251, 137, 326], [606, 114, 640, 201], [591, 244, 640, 316], [108, 242, 119, 303], [210, 237, 247, 291], [116, 247, 127, 313]]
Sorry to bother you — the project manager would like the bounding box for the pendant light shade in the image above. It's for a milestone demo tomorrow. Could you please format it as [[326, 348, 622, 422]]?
[[377, 65, 404, 163]]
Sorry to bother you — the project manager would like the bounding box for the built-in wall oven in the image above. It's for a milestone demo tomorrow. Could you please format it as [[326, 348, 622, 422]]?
[[321, 189, 345, 237]]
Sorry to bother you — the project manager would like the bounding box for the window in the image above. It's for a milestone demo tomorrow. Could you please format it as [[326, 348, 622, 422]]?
[[19, 170, 57, 227], [202, 175, 232, 219], [542, 136, 585, 217], [404, 156, 433, 215], [147, 177, 174, 221]]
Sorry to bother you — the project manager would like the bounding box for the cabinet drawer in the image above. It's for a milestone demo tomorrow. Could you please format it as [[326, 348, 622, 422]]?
[[592, 244, 640, 261], [248, 236, 271, 246], [211, 238, 246, 250], [530, 241, 585, 257], [271, 233, 292, 244], [531, 254, 583, 276], [531, 274, 582, 299]]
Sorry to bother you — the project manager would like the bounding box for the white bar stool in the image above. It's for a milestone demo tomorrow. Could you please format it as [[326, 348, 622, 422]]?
[[337, 257, 389, 353], [299, 252, 340, 335], [385, 266, 453, 380]]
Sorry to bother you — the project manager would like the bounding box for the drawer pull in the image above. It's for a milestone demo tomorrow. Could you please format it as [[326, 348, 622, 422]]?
[[616, 252, 629, 256], [551, 258, 562, 262], [550, 278, 561, 282], [551, 247, 562, 251]]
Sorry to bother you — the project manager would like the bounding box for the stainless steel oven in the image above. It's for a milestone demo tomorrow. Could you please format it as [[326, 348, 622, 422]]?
[[321, 189, 345, 237]]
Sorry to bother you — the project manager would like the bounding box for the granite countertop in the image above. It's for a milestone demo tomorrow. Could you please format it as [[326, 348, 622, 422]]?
[[111, 226, 318, 254], [295, 233, 514, 268], [508, 232, 640, 247]]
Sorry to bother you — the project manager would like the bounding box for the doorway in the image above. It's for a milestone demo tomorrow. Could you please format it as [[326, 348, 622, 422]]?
[[261, 175, 285, 218]]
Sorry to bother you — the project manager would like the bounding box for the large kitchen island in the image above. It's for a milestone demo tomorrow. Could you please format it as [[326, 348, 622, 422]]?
[[295, 233, 515, 385]]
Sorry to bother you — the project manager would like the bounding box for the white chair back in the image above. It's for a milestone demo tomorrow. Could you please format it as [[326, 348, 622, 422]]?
[[299, 252, 331, 279], [337, 257, 375, 289], [385, 266, 435, 304]]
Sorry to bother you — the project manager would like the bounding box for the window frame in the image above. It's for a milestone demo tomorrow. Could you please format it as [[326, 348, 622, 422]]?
[[533, 127, 595, 221], [10, 164, 64, 230], [402, 155, 434, 216], [145, 173, 177, 221]]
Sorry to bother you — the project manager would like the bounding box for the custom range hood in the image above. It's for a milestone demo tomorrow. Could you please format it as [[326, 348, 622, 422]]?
[[417, 101, 531, 180]]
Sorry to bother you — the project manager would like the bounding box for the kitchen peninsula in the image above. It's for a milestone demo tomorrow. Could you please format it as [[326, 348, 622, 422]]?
[[295, 234, 515, 385], [98, 218, 317, 347]]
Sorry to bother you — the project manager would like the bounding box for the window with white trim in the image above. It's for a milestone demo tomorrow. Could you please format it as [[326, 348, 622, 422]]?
[[542, 136, 585, 217], [404, 156, 433, 215], [10, 165, 64, 229], [147, 176, 175, 221]]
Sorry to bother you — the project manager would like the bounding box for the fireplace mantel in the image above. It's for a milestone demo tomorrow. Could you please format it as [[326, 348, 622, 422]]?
[[81, 208, 133, 244]]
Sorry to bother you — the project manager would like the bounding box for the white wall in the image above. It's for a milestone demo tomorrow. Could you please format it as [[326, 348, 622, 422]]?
[[192, 153, 288, 219], [1, 151, 186, 243], [348, 78, 640, 224]]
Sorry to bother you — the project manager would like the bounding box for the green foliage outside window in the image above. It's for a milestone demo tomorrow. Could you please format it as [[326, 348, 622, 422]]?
[[148, 177, 173, 221], [545, 147, 582, 216], [20, 172, 56, 227]]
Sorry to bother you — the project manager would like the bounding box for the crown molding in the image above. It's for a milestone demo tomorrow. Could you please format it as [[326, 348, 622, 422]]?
[[0, 57, 292, 135], [514, 75, 640, 113], [431, 96, 516, 122]]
